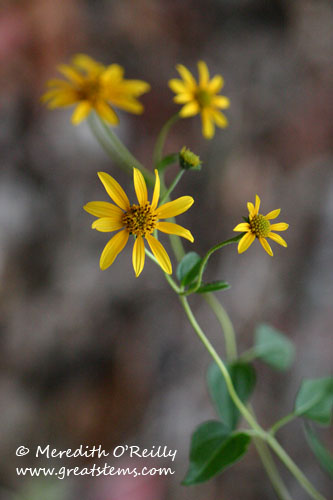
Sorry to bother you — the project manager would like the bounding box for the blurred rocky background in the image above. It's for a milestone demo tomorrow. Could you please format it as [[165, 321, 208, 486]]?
[[0, 0, 332, 499]]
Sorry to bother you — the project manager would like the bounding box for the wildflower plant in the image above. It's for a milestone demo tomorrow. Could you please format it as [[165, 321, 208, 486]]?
[[44, 56, 332, 500]]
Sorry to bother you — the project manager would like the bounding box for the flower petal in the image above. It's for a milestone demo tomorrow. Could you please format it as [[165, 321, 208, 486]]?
[[238, 232, 255, 254], [151, 169, 160, 210], [146, 234, 172, 274], [254, 195, 261, 216], [268, 232, 288, 247], [247, 202, 255, 218], [201, 109, 215, 139], [133, 168, 148, 205], [269, 222, 289, 231], [46, 92, 77, 108], [176, 64, 197, 89], [57, 64, 83, 84], [174, 93, 192, 104], [72, 54, 104, 74], [198, 61, 209, 87], [179, 101, 200, 117], [92, 217, 124, 232], [71, 101, 92, 125], [98, 172, 130, 210], [211, 109, 228, 128], [265, 208, 280, 220], [233, 222, 250, 232], [259, 237, 273, 256], [208, 75, 224, 93], [169, 79, 187, 94], [212, 96, 230, 109], [99, 230, 129, 270], [83, 201, 124, 218], [132, 236, 145, 277], [156, 222, 194, 242], [156, 196, 194, 219], [101, 64, 124, 83], [94, 101, 119, 125]]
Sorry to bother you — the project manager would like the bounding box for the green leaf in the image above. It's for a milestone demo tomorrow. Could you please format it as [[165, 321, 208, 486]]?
[[182, 420, 251, 485], [157, 153, 178, 172], [176, 252, 202, 286], [303, 424, 333, 478], [253, 323, 295, 371], [294, 377, 333, 425], [196, 281, 230, 294], [207, 362, 256, 430]]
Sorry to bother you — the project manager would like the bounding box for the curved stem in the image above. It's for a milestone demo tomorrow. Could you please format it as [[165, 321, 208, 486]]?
[[182, 234, 243, 295], [203, 293, 237, 361], [153, 113, 180, 167], [269, 413, 297, 436]]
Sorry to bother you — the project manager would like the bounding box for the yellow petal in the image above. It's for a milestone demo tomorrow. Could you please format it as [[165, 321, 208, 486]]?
[[151, 169, 160, 210], [145, 234, 172, 274], [247, 202, 255, 218], [46, 78, 73, 88], [57, 64, 83, 84], [71, 101, 92, 125], [92, 217, 124, 232], [101, 64, 124, 83], [179, 101, 200, 117], [84, 201, 124, 218], [132, 236, 145, 277], [174, 93, 192, 104], [98, 172, 130, 211], [99, 230, 129, 270], [259, 237, 273, 256], [265, 208, 280, 220], [168, 79, 187, 94], [46, 92, 77, 108], [254, 195, 261, 216], [156, 222, 194, 242], [133, 168, 148, 205], [268, 232, 287, 247], [95, 101, 119, 125], [238, 232, 255, 254], [233, 222, 250, 232], [198, 61, 209, 86], [269, 222, 289, 231], [156, 196, 194, 219], [109, 97, 143, 114], [176, 64, 197, 89], [208, 75, 224, 93], [211, 109, 228, 128], [212, 96, 230, 109], [201, 109, 215, 139], [121, 80, 151, 95], [72, 54, 104, 74]]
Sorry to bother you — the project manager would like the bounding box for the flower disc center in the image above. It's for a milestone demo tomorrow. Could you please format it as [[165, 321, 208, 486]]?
[[122, 203, 157, 237], [77, 78, 101, 101], [196, 89, 211, 108], [250, 214, 271, 238]]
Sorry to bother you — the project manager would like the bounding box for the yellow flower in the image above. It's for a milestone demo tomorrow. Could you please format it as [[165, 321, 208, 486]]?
[[84, 168, 194, 277], [42, 54, 150, 125], [233, 195, 289, 256], [169, 61, 230, 139]]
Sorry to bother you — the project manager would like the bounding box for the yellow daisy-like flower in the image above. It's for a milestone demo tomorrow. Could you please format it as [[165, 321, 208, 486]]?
[[169, 61, 230, 139], [42, 54, 150, 125], [233, 195, 289, 256], [84, 168, 194, 277]]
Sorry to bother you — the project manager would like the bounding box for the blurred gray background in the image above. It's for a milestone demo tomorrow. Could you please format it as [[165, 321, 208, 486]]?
[[0, 0, 332, 499]]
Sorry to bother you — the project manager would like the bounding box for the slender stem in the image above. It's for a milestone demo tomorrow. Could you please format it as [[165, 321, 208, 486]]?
[[160, 170, 185, 205], [153, 113, 180, 167], [253, 437, 294, 500], [203, 293, 238, 361], [269, 413, 297, 436], [266, 435, 326, 500], [179, 295, 261, 432], [145, 248, 181, 293], [239, 347, 257, 363], [181, 234, 243, 295]]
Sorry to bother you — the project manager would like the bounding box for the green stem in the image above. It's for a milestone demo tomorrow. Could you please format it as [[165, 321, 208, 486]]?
[[181, 234, 243, 295], [179, 295, 261, 431], [266, 435, 326, 500], [203, 293, 237, 361], [153, 113, 180, 167], [239, 347, 257, 363], [160, 170, 185, 205], [269, 413, 297, 436]]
